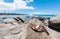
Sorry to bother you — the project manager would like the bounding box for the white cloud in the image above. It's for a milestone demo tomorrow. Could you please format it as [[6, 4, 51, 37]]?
[[25, 0, 34, 3], [0, 0, 34, 10]]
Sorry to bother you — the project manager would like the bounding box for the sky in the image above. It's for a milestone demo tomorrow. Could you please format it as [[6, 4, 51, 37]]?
[[0, 0, 60, 14]]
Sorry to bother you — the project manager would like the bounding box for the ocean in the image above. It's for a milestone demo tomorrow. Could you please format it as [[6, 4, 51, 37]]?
[[0, 14, 55, 22]]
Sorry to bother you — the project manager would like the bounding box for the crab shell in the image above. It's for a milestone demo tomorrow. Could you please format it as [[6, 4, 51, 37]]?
[[30, 23, 44, 32]]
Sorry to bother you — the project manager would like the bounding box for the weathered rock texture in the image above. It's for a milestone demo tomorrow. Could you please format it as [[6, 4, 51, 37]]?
[[0, 17, 60, 39]]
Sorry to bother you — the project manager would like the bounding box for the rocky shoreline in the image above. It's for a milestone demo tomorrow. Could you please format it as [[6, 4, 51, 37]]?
[[0, 16, 60, 39]]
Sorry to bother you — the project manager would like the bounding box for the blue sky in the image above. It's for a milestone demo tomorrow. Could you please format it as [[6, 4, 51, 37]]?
[[0, 0, 60, 14], [4, 0, 14, 3]]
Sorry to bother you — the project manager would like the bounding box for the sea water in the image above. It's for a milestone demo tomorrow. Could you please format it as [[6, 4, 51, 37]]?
[[0, 14, 55, 22], [0, 15, 28, 22]]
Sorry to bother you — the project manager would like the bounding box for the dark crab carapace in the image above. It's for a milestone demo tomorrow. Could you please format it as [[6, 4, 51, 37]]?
[[30, 23, 49, 35]]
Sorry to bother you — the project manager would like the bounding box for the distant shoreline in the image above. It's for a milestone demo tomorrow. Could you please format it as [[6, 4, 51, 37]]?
[[0, 13, 27, 15]]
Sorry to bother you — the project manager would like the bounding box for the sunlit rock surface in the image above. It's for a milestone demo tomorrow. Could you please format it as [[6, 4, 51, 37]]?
[[0, 17, 60, 39], [26, 18, 50, 39], [50, 14, 60, 23], [0, 23, 28, 39]]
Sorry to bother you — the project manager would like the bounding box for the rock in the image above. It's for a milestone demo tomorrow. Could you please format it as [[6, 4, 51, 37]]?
[[50, 15, 60, 23], [49, 15, 60, 31], [3, 17, 24, 24], [0, 24, 16, 39], [26, 18, 50, 39], [0, 23, 28, 39], [0, 17, 60, 39], [3, 18, 16, 23]]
